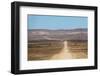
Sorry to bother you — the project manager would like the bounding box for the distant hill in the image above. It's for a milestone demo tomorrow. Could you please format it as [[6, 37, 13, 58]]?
[[28, 28, 87, 41]]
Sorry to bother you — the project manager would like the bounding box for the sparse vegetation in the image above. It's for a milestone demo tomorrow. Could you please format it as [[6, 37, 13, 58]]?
[[28, 40, 87, 60]]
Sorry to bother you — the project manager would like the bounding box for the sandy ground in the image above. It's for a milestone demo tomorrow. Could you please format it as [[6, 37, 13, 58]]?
[[28, 41, 87, 60], [50, 41, 87, 59]]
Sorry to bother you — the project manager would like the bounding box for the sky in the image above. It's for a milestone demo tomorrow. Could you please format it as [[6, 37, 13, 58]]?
[[28, 15, 88, 30]]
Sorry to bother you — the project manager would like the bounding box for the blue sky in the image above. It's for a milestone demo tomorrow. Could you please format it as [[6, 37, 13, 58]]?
[[28, 15, 88, 29]]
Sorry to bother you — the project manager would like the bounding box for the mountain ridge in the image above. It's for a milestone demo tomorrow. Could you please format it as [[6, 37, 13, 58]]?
[[28, 28, 87, 41]]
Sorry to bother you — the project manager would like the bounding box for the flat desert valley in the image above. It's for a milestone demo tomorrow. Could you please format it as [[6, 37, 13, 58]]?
[[28, 28, 88, 60]]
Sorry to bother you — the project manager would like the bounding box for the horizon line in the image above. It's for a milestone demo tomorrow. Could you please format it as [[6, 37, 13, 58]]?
[[28, 28, 87, 30]]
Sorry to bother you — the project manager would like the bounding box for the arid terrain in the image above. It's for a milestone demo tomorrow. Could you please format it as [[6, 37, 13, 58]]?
[[28, 28, 88, 61]]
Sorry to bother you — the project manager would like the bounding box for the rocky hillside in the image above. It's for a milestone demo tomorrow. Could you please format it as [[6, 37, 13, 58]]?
[[28, 28, 87, 41]]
